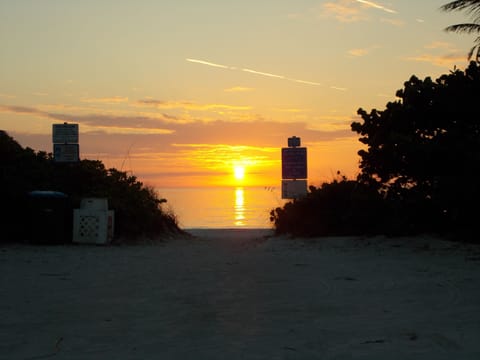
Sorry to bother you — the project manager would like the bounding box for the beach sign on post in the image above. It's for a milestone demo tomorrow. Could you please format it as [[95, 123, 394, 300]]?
[[282, 179, 308, 199], [53, 143, 80, 163], [282, 147, 307, 180], [281, 136, 308, 199], [53, 123, 79, 144], [52, 122, 79, 162]]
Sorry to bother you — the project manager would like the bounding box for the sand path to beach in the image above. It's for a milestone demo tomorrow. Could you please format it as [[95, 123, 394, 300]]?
[[1, 230, 480, 359]]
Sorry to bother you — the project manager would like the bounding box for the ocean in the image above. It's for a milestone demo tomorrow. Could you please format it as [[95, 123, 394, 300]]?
[[156, 187, 287, 229]]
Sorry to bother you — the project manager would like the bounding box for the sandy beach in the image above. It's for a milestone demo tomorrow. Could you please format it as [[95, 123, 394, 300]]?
[[1, 230, 480, 359]]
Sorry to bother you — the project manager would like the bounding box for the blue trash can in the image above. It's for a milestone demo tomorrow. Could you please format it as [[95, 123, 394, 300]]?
[[27, 191, 73, 244]]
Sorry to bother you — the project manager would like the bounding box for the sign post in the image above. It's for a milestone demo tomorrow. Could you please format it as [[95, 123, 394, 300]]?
[[281, 136, 308, 199], [52, 123, 79, 163], [53, 144, 80, 163], [282, 147, 307, 180], [53, 123, 79, 144]]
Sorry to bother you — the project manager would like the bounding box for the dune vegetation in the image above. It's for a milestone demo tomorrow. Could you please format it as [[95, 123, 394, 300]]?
[[0, 131, 183, 243], [271, 62, 480, 241]]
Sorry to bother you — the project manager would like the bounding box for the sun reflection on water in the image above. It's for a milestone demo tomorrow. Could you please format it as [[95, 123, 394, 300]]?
[[234, 187, 246, 226]]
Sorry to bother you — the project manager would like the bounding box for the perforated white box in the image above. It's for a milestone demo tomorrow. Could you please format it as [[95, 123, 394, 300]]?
[[73, 209, 114, 244]]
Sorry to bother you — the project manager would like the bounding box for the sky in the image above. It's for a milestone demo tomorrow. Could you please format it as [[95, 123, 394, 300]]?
[[0, 0, 475, 188]]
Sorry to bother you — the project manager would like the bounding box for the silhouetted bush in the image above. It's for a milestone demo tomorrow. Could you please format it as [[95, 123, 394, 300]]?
[[0, 131, 182, 243], [270, 174, 386, 237], [272, 63, 480, 240]]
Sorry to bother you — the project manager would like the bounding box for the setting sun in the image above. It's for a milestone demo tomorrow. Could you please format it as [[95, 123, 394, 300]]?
[[234, 165, 245, 181]]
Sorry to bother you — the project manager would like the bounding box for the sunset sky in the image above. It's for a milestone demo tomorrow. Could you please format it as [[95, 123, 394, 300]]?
[[0, 0, 474, 188]]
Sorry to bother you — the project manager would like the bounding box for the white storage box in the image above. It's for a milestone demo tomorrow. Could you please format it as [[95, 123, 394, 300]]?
[[73, 198, 114, 244]]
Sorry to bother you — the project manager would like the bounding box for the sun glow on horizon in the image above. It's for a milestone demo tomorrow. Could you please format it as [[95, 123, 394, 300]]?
[[233, 164, 246, 181]]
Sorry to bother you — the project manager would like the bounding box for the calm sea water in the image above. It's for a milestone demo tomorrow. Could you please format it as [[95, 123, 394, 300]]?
[[157, 187, 287, 229]]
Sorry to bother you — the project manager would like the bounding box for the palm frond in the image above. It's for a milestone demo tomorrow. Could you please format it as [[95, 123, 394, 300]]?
[[444, 23, 480, 34], [441, 0, 480, 12], [441, 0, 480, 22], [442, 1, 480, 62]]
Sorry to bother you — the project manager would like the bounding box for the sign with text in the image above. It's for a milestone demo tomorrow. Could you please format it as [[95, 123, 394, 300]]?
[[53, 143, 79, 163], [282, 147, 307, 180], [52, 123, 79, 144], [282, 179, 308, 199]]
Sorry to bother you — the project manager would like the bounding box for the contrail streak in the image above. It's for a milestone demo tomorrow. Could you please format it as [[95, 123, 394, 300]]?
[[292, 79, 322, 86], [355, 0, 397, 14], [186, 58, 235, 69], [330, 86, 348, 91], [242, 68, 285, 79], [186, 58, 322, 86]]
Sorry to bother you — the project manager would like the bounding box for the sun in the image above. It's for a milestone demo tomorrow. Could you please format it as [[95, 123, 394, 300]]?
[[233, 165, 245, 181]]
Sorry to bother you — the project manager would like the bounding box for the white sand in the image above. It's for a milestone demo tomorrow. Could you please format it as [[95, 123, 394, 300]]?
[[1, 230, 480, 359]]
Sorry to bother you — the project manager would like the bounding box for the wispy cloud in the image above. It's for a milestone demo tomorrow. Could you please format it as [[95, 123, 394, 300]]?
[[172, 143, 278, 170], [5, 104, 357, 187], [306, 120, 354, 133], [81, 96, 129, 104], [186, 58, 322, 86], [1, 105, 357, 147], [0, 105, 41, 115], [38, 103, 99, 112], [224, 86, 254, 93], [321, 0, 397, 22], [348, 48, 369, 57], [89, 126, 173, 135], [273, 108, 309, 113], [425, 42, 456, 50], [406, 42, 467, 68], [348, 44, 380, 57], [0, 104, 175, 134], [405, 53, 467, 68], [321, 0, 366, 22], [136, 99, 251, 111]]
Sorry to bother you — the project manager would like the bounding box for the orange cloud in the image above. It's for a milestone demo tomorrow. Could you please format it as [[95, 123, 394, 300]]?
[[321, 0, 397, 22], [348, 48, 369, 57], [406, 42, 468, 67], [425, 41, 456, 50], [0, 104, 176, 133], [135, 99, 252, 111], [321, 0, 367, 22], [406, 53, 468, 67], [5, 104, 360, 187], [224, 86, 254, 92], [171, 143, 279, 187], [273, 108, 309, 113], [81, 96, 129, 104]]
